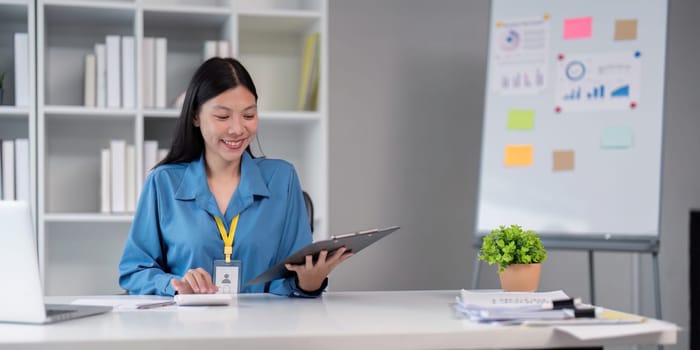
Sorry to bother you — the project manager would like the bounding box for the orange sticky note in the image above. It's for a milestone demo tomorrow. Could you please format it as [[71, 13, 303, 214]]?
[[504, 145, 533, 167], [614, 19, 638, 40], [563, 16, 592, 40], [553, 150, 574, 171]]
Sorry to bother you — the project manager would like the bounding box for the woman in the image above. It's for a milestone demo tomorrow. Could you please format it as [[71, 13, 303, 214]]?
[[119, 58, 350, 297]]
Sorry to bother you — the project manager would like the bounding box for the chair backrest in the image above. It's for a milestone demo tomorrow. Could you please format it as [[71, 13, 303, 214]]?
[[302, 191, 314, 234]]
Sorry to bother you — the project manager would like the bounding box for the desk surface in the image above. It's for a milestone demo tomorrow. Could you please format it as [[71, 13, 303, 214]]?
[[0, 290, 677, 350]]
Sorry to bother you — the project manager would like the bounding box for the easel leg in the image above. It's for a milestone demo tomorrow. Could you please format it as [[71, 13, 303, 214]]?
[[471, 255, 481, 290], [652, 251, 662, 350], [588, 250, 595, 305], [652, 251, 662, 319]]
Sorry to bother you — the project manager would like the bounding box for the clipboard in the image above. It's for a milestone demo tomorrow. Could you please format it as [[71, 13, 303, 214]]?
[[244, 226, 400, 286]]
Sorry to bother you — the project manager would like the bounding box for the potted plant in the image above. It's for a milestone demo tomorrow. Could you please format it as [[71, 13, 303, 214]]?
[[478, 225, 547, 292]]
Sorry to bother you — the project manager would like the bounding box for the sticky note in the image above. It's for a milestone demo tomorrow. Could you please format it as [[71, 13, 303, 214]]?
[[563, 17, 592, 40], [553, 150, 574, 171], [601, 126, 633, 149], [614, 19, 638, 40], [507, 109, 535, 130], [504, 145, 533, 166]]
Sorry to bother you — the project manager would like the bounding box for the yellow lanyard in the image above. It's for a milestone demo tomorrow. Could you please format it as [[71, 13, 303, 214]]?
[[214, 214, 239, 263]]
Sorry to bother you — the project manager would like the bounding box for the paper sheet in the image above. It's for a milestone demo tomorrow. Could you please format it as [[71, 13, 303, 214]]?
[[71, 297, 176, 311]]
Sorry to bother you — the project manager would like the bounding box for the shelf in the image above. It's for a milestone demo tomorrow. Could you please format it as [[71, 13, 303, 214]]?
[[238, 11, 320, 33], [44, 106, 136, 119], [142, 0, 230, 8], [143, 4, 231, 19], [0, 106, 30, 118], [144, 108, 179, 118], [237, 0, 322, 12], [144, 7, 231, 28], [0, 0, 30, 6], [43, 212, 134, 223], [42, 0, 134, 11], [260, 111, 320, 123]]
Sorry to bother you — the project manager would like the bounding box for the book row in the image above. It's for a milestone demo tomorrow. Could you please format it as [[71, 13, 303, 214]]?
[[99, 140, 167, 214], [0, 139, 30, 201]]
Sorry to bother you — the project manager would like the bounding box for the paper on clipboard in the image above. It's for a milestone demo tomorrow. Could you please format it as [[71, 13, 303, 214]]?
[[244, 226, 400, 286]]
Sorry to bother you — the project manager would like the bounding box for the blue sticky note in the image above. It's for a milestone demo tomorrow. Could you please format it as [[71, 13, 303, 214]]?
[[601, 126, 633, 149]]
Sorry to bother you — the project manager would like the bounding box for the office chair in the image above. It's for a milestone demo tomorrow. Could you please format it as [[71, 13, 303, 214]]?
[[302, 191, 314, 234]]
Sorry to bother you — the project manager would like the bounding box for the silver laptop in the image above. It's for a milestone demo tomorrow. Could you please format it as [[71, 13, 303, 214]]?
[[0, 201, 112, 324]]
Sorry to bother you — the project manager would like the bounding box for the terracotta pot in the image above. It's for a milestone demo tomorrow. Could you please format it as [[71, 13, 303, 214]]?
[[498, 263, 542, 292]]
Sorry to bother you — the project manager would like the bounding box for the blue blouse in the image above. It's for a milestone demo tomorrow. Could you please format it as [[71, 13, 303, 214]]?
[[118, 152, 323, 297]]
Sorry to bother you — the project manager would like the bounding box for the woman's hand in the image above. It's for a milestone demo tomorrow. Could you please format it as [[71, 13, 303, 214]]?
[[171, 267, 219, 294], [285, 247, 353, 292]]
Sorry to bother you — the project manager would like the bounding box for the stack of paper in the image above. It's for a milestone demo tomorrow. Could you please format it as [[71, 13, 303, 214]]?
[[454, 289, 647, 326], [454, 289, 572, 322]]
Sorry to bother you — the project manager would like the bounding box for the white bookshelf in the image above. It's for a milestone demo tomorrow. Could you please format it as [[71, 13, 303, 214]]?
[[0, 0, 38, 231], [33, 0, 328, 295]]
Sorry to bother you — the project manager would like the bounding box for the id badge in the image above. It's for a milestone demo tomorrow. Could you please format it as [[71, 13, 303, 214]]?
[[213, 260, 241, 294]]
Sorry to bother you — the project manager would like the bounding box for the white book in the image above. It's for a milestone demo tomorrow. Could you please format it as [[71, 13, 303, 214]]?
[[143, 140, 159, 180], [13, 33, 29, 107], [121, 36, 136, 109], [217, 40, 230, 58], [84, 53, 96, 107], [14, 139, 29, 202], [203, 40, 217, 61], [100, 148, 111, 214], [110, 140, 126, 213], [95, 43, 107, 108], [2, 140, 15, 200], [154, 37, 167, 109], [106, 35, 122, 108], [157, 149, 169, 163], [142, 37, 155, 109], [125, 144, 136, 212]]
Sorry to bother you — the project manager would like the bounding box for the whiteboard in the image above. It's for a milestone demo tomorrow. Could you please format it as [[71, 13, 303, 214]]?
[[475, 0, 668, 238]]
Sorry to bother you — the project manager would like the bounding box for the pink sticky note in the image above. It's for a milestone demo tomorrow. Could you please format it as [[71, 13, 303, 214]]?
[[563, 17, 592, 40]]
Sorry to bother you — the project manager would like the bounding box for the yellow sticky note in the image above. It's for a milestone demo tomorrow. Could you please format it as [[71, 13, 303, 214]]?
[[504, 145, 533, 167], [614, 19, 638, 41], [553, 150, 574, 171], [507, 109, 535, 130]]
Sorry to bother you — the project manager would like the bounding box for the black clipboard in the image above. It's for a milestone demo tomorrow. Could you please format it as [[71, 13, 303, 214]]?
[[244, 226, 400, 286]]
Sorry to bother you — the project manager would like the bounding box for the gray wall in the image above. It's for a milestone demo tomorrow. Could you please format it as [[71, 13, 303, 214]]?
[[328, 1, 700, 350]]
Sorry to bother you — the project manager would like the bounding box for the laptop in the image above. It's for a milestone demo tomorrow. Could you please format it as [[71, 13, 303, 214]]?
[[0, 201, 112, 324]]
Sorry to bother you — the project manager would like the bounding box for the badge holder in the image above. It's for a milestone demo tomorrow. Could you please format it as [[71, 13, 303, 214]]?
[[213, 260, 241, 294]]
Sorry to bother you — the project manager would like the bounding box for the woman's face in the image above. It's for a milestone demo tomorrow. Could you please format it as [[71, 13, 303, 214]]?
[[194, 86, 258, 167]]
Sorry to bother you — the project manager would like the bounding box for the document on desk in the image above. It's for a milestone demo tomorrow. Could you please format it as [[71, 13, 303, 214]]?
[[454, 290, 572, 322], [523, 308, 646, 327], [459, 289, 570, 308], [554, 316, 678, 341], [71, 297, 176, 311]]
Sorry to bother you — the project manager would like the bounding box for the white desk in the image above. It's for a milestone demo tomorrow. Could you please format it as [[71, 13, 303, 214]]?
[[0, 290, 677, 350]]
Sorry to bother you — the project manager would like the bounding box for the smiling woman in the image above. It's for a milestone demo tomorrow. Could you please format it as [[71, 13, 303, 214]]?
[[117, 58, 352, 298]]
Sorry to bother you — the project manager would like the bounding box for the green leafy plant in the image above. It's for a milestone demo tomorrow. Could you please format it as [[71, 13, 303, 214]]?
[[478, 225, 547, 273]]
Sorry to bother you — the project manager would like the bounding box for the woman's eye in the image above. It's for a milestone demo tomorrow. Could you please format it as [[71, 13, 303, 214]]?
[[214, 115, 228, 120], [243, 115, 256, 120]]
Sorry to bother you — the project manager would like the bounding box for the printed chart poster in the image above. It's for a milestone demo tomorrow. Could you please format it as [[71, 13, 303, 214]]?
[[555, 52, 641, 112], [490, 16, 550, 96]]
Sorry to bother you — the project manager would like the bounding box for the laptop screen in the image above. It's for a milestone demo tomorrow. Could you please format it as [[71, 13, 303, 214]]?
[[0, 201, 48, 323]]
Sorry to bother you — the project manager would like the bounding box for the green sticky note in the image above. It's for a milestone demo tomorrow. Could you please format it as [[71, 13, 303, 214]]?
[[507, 109, 535, 130], [601, 126, 633, 149]]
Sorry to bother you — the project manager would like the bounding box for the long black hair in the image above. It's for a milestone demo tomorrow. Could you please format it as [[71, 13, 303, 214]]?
[[158, 57, 258, 166]]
